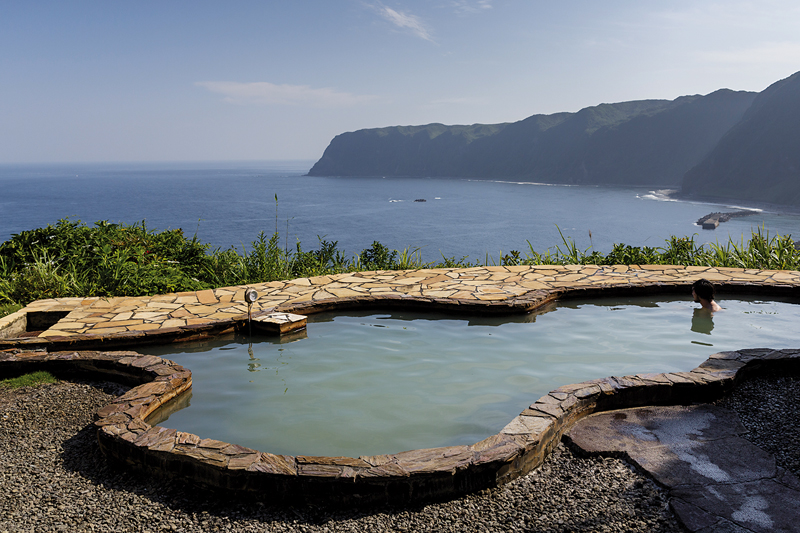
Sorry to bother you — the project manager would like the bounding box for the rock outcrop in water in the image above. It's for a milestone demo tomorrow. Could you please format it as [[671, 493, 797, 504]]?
[[308, 89, 757, 187]]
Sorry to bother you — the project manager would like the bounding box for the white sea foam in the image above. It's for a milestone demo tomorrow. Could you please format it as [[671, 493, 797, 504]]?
[[726, 204, 762, 212], [638, 189, 764, 213], [465, 179, 576, 187], [637, 189, 678, 202]]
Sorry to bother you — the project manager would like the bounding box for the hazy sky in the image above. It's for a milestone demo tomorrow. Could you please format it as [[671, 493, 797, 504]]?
[[2, 1, 800, 163]]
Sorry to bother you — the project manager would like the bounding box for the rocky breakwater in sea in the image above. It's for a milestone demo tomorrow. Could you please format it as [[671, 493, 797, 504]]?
[[696, 210, 757, 229]]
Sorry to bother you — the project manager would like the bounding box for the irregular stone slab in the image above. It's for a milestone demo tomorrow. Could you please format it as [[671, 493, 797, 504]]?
[[568, 405, 800, 532], [569, 406, 775, 485], [672, 479, 800, 532], [251, 312, 307, 335]]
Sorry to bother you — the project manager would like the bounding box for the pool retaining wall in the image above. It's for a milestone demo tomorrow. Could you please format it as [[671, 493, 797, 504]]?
[[2, 265, 800, 504], [2, 346, 797, 505]]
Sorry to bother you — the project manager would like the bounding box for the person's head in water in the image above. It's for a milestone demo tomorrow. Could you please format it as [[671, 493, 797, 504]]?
[[692, 279, 722, 312]]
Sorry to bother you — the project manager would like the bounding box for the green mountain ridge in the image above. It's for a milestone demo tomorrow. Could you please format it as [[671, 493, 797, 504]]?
[[308, 89, 756, 187], [680, 71, 800, 206]]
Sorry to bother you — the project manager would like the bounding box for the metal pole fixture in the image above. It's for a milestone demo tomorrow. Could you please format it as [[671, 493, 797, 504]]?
[[244, 288, 258, 336]]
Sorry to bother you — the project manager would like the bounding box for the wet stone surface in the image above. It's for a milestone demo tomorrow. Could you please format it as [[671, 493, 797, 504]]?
[[567, 375, 800, 533], [0, 381, 685, 533]]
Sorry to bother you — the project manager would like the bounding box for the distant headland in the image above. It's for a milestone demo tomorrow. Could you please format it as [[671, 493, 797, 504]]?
[[309, 71, 800, 207]]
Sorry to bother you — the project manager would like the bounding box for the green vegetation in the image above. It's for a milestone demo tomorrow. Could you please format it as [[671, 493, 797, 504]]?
[[0, 218, 462, 306], [0, 218, 798, 308], [501, 227, 800, 271], [0, 303, 22, 319], [0, 371, 58, 389], [682, 71, 800, 206]]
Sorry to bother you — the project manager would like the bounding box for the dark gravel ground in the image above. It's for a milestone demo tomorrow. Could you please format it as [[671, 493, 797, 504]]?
[[714, 373, 800, 476], [7, 371, 798, 533], [0, 380, 687, 533]]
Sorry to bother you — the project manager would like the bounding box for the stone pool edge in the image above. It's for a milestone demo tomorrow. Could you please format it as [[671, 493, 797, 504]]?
[[3, 265, 799, 352], [2, 346, 798, 505], [2, 264, 800, 505]]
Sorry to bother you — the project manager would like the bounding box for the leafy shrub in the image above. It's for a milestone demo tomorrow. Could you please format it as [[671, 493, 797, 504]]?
[[0, 302, 22, 319], [357, 241, 398, 271], [0, 219, 472, 305], [1, 219, 797, 307]]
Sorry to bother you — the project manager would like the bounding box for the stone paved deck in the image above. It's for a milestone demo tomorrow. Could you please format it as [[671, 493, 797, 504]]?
[[1, 264, 799, 507], [2, 264, 799, 347], [568, 405, 800, 532]]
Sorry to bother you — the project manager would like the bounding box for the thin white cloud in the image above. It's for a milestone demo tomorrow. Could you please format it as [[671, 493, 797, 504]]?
[[196, 81, 378, 108], [369, 2, 434, 42], [696, 41, 800, 65], [429, 96, 487, 105], [450, 0, 492, 15], [653, 1, 800, 32]]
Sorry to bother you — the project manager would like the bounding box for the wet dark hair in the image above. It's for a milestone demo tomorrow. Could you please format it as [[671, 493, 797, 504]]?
[[692, 279, 715, 301]]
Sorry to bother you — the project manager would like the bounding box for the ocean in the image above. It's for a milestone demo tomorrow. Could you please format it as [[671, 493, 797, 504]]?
[[2, 160, 800, 263]]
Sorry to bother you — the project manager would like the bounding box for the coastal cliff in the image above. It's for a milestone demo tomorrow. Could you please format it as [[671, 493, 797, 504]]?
[[308, 89, 756, 187], [680, 71, 800, 207]]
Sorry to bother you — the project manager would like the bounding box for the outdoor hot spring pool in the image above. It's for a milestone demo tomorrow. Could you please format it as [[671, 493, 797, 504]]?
[[140, 295, 800, 457]]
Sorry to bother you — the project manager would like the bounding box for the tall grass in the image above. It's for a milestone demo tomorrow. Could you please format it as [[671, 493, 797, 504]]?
[[0, 303, 22, 319], [0, 219, 798, 307], [0, 219, 442, 306], [519, 226, 799, 270]]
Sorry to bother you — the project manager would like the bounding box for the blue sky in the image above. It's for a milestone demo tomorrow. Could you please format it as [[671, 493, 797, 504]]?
[[2, 1, 800, 163]]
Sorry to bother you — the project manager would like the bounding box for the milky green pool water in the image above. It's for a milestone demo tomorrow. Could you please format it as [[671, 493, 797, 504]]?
[[141, 295, 800, 457]]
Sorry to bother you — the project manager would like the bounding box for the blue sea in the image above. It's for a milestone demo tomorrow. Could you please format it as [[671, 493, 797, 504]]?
[[2, 160, 800, 263]]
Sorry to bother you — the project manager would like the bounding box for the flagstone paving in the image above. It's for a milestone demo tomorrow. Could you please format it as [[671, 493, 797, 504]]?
[[1, 265, 799, 508], [2, 264, 799, 347], [568, 404, 800, 532]]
